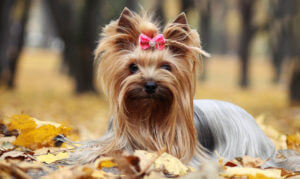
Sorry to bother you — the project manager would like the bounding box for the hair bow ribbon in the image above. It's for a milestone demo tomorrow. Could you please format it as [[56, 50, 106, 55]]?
[[139, 33, 165, 50]]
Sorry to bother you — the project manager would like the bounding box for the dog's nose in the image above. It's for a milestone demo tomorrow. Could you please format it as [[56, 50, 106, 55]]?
[[144, 81, 157, 94]]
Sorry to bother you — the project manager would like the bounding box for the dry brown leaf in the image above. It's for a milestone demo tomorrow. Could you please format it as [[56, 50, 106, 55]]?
[[266, 167, 300, 178], [224, 160, 239, 167], [181, 161, 219, 179], [0, 150, 35, 161], [134, 150, 189, 177], [112, 152, 140, 177], [41, 166, 86, 179], [240, 155, 266, 168], [0, 161, 31, 179], [0, 123, 19, 137]]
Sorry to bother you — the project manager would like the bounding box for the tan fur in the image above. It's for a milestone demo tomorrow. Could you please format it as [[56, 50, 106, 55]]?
[[94, 8, 209, 163]]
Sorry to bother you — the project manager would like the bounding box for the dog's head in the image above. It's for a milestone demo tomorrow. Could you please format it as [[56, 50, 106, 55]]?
[[95, 8, 208, 162], [96, 8, 207, 122]]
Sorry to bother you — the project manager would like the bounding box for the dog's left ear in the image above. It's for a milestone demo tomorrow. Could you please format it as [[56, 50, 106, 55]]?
[[163, 13, 194, 56], [173, 13, 188, 29]]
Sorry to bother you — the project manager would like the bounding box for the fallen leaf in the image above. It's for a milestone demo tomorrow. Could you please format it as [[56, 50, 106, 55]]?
[[256, 115, 287, 150], [40, 166, 84, 179], [6, 114, 72, 150], [240, 155, 265, 168], [0, 123, 19, 137], [224, 160, 239, 167], [36, 152, 69, 164], [0, 161, 31, 179], [181, 161, 219, 179], [134, 150, 189, 177], [287, 133, 300, 152], [95, 157, 117, 169], [222, 167, 281, 178], [0, 150, 35, 161]]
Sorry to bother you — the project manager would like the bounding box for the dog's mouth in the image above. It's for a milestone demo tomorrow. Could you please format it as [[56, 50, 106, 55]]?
[[123, 84, 174, 120], [125, 85, 173, 101]]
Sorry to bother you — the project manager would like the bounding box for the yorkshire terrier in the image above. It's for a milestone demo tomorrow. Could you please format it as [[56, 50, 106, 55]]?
[[71, 8, 299, 171]]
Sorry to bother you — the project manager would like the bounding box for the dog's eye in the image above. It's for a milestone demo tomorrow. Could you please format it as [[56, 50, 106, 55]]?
[[129, 63, 139, 74], [160, 64, 171, 71]]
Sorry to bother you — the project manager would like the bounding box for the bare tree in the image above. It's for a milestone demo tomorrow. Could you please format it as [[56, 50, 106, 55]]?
[[46, 0, 102, 93], [0, 0, 15, 85], [269, 0, 294, 83], [290, 61, 300, 105], [195, 0, 212, 81], [287, 0, 300, 105], [7, 0, 31, 88], [238, 0, 257, 88], [0, 0, 31, 88]]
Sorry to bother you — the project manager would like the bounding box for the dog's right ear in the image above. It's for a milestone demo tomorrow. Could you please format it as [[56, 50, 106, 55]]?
[[117, 7, 134, 33], [114, 7, 139, 51]]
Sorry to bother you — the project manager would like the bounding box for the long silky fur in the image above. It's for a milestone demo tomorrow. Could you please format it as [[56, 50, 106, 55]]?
[[68, 8, 300, 171], [70, 8, 209, 164], [192, 100, 299, 171]]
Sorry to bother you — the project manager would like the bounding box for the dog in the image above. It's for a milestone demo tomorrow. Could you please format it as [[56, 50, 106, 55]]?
[[70, 8, 299, 171]]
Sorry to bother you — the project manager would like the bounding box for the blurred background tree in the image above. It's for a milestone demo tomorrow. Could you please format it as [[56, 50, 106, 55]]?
[[0, 0, 31, 88], [0, 0, 299, 104]]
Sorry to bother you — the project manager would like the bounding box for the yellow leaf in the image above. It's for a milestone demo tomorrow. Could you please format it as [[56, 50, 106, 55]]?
[[36, 152, 69, 164], [7, 114, 37, 132], [256, 115, 287, 150], [95, 157, 117, 169], [287, 133, 300, 152], [99, 160, 117, 168], [222, 167, 281, 179], [6, 114, 72, 149]]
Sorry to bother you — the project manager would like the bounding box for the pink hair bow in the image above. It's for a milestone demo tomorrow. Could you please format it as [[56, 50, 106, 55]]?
[[139, 33, 165, 50]]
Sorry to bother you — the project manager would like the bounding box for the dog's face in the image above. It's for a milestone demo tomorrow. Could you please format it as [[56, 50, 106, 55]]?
[[120, 49, 175, 122], [96, 8, 202, 123]]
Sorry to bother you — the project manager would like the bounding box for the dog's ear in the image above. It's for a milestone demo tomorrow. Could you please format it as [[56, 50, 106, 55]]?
[[173, 12, 188, 27], [163, 13, 193, 56], [117, 7, 134, 33], [114, 7, 139, 50]]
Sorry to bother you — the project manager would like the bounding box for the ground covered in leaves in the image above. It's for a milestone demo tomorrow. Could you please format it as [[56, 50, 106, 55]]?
[[0, 49, 299, 178]]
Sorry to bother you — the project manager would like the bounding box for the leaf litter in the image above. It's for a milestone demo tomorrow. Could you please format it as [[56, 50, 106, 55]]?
[[0, 114, 299, 178]]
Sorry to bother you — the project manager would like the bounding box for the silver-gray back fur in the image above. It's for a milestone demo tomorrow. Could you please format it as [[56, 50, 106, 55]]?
[[69, 99, 300, 171], [193, 99, 276, 159]]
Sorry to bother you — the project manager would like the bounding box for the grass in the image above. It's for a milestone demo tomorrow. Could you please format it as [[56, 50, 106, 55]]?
[[0, 48, 299, 139]]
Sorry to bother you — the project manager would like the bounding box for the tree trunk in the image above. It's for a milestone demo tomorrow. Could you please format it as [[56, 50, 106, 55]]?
[[269, 0, 294, 84], [238, 0, 256, 88], [7, 0, 32, 88], [0, 0, 15, 85], [290, 60, 300, 105], [197, 0, 211, 81], [46, 0, 97, 93], [77, 0, 101, 93]]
